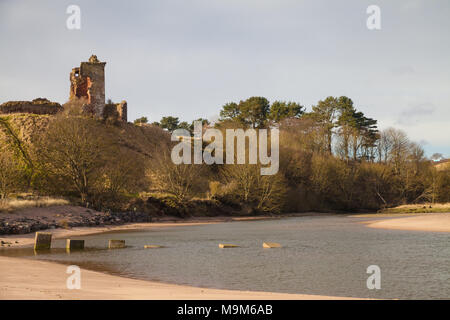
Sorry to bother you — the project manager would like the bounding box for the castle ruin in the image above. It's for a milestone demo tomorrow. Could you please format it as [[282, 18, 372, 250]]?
[[69, 55, 127, 121], [0, 55, 127, 122], [69, 54, 106, 117], [0, 98, 62, 115]]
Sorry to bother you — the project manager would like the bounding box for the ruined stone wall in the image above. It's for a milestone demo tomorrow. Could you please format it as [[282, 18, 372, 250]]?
[[69, 55, 106, 118], [0, 98, 62, 115], [117, 101, 127, 122], [103, 103, 119, 120], [69, 68, 88, 100], [103, 100, 128, 122]]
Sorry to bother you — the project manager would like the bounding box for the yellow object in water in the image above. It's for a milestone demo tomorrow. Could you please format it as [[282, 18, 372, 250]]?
[[108, 240, 126, 249], [34, 232, 52, 250], [144, 245, 163, 249], [263, 242, 282, 248], [219, 244, 239, 248]]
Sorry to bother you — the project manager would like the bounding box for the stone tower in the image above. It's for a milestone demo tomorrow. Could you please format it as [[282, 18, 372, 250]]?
[[70, 55, 106, 117]]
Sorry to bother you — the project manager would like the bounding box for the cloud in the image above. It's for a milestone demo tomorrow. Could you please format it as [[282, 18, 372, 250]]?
[[397, 102, 436, 125], [0, 0, 449, 157], [390, 66, 415, 76], [401, 0, 423, 11]]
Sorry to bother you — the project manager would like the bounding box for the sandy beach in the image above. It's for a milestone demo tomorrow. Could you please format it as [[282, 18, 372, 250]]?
[[365, 213, 450, 232], [0, 214, 357, 300], [2, 212, 449, 300], [0, 256, 356, 300]]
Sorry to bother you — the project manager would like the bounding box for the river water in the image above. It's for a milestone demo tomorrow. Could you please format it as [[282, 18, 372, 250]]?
[[2, 215, 449, 299]]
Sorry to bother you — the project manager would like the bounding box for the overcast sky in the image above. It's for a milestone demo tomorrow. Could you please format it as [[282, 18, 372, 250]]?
[[1, 0, 449, 156]]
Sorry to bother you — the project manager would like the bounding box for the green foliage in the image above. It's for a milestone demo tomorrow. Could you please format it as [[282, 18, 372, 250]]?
[[160, 116, 180, 132], [134, 116, 148, 125], [189, 118, 210, 132], [239, 97, 270, 128], [219, 102, 240, 123], [335, 96, 378, 160], [219, 97, 270, 128], [1, 94, 448, 216], [157, 117, 210, 134], [219, 97, 305, 128], [268, 101, 304, 122], [177, 121, 191, 132]]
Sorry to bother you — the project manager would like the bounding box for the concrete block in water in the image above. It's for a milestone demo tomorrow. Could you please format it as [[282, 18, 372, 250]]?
[[219, 244, 239, 248], [34, 232, 52, 250], [66, 239, 85, 250], [263, 242, 282, 248], [108, 240, 126, 249]]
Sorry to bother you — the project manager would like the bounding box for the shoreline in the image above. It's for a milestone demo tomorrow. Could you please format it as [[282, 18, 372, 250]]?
[[0, 213, 358, 300], [0, 216, 271, 248], [3, 208, 449, 249], [2, 212, 449, 299], [2, 211, 449, 249], [0, 212, 333, 248], [0, 256, 358, 300], [364, 213, 450, 232]]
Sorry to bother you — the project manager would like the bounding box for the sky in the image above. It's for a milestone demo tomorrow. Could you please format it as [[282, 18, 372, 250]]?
[[0, 0, 449, 157]]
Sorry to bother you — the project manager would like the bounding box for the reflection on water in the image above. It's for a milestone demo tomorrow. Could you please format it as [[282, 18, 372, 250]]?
[[2, 215, 449, 299]]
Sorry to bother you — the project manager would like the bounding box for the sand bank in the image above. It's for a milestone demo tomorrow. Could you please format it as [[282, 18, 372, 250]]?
[[0, 256, 356, 300], [366, 213, 450, 232]]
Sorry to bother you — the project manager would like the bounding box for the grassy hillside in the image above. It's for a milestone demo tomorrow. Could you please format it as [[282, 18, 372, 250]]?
[[0, 113, 173, 210], [0, 113, 171, 162]]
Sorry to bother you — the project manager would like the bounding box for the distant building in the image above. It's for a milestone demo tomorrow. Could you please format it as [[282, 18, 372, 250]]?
[[0, 55, 127, 122], [69, 55, 127, 121], [69, 54, 106, 117], [433, 159, 450, 171], [0, 98, 61, 115]]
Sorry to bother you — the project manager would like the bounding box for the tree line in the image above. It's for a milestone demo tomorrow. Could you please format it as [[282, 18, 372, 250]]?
[[136, 95, 449, 212], [1, 96, 449, 215]]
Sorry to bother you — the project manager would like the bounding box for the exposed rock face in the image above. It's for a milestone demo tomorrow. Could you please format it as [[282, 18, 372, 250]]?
[[69, 55, 106, 118], [0, 98, 62, 115], [0, 206, 153, 235]]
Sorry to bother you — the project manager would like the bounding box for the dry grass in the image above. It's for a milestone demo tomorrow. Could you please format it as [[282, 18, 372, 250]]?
[[379, 203, 450, 214], [0, 197, 70, 213]]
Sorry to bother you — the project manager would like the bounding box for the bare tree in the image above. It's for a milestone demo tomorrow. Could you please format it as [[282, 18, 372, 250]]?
[[99, 150, 146, 196], [221, 164, 286, 213], [378, 128, 410, 173], [36, 114, 112, 204], [148, 152, 201, 203]]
